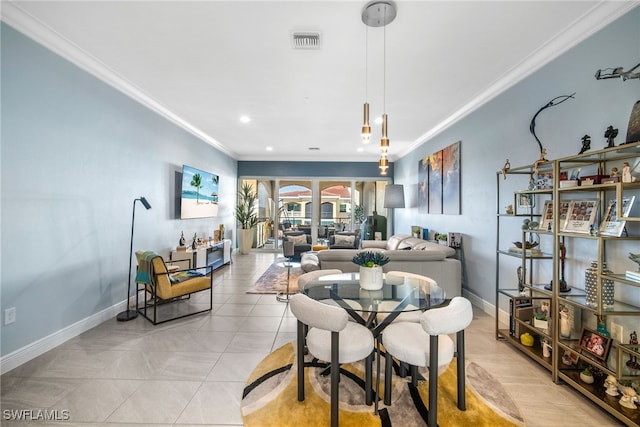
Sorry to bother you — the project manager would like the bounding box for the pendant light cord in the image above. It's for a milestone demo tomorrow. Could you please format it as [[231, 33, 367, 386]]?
[[383, 6, 386, 113]]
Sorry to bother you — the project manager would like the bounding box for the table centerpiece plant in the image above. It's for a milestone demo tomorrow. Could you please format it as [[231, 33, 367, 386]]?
[[352, 251, 390, 290]]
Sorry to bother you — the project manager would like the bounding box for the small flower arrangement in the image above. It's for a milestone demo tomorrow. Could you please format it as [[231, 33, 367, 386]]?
[[352, 251, 390, 268]]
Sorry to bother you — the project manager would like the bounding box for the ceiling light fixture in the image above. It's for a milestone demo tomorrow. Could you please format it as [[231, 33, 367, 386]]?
[[240, 115, 251, 123], [361, 1, 396, 176]]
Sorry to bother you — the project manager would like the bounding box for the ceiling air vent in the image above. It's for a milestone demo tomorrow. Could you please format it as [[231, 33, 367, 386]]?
[[291, 31, 321, 50]]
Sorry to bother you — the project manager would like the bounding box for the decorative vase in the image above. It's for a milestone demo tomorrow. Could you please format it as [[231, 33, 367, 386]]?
[[560, 308, 571, 339], [238, 228, 253, 255], [359, 266, 383, 290], [597, 321, 611, 338], [585, 261, 614, 310]]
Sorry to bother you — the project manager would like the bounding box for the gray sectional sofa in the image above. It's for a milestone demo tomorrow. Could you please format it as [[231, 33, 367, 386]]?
[[314, 234, 462, 297]]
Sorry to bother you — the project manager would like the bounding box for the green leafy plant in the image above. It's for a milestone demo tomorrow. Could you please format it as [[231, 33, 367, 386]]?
[[235, 183, 258, 230], [534, 312, 548, 321], [437, 233, 448, 241], [354, 205, 365, 224], [352, 251, 390, 268]]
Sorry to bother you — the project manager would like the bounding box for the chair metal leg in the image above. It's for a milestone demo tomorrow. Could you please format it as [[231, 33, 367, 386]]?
[[365, 351, 373, 406], [410, 365, 418, 387], [457, 330, 466, 410], [428, 334, 438, 427], [331, 331, 340, 427], [297, 320, 305, 402], [384, 349, 393, 406]]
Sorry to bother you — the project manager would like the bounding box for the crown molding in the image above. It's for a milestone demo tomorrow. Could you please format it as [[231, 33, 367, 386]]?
[[400, 1, 640, 158], [1, 1, 236, 159]]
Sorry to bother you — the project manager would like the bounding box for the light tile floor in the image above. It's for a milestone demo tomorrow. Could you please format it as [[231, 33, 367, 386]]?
[[0, 252, 622, 426]]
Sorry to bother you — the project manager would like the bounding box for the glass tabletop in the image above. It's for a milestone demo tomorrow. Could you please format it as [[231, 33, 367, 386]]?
[[303, 272, 446, 314]]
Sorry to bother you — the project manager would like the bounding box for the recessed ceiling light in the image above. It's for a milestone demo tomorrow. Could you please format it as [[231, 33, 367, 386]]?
[[266, 146, 273, 151], [357, 147, 364, 152], [240, 115, 251, 123], [374, 116, 383, 125]]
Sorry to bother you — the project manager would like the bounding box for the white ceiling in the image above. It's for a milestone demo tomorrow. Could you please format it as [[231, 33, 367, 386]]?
[[3, 1, 638, 162]]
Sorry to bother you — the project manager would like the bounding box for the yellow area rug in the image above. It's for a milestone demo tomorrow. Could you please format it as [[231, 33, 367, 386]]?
[[241, 342, 526, 426]]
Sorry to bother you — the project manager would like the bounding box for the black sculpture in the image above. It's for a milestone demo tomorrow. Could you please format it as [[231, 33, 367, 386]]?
[[595, 62, 640, 81], [545, 243, 571, 293], [578, 134, 591, 154], [604, 125, 618, 148], [529, 93, 575, 167]]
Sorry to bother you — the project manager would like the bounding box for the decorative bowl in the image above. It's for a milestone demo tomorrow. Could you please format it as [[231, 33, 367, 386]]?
[[513, 241, 539, 249]]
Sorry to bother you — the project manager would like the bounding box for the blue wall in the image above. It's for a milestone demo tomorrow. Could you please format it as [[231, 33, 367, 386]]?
[[394, 8, 640, 304], [1, 24, 237, 358]]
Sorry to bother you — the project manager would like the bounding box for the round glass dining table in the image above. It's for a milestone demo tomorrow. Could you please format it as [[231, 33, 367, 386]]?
[[302, 272, 446, 337]]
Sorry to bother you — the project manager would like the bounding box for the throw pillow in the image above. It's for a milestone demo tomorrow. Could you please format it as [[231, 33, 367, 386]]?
[[334, 235, 355, 246], [288, 234, 308, 245]]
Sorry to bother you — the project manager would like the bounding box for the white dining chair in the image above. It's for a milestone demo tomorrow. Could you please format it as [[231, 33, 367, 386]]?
[[381, 296, 473, 426], [290, 293, 375, 427]]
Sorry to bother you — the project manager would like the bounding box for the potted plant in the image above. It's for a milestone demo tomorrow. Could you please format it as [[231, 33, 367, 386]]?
[[579, 367, 594, 384], [533, 311, 549, 332], [235, 183, 258, 255], [352, 251, 390, 290], [437, 233, 448, 246]]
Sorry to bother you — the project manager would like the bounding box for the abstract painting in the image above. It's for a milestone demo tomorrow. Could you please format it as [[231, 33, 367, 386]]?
[[418, 141, 461, 215]]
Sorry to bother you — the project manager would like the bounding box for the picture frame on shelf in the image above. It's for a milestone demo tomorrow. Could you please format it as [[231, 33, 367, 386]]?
[[517, 193, 535, 209], [539, 200, 553, 231], [562, 199, 599, 234], [579, 327, 612, 363], [562, 350, 580, 366], [599, 196, 635, 237]]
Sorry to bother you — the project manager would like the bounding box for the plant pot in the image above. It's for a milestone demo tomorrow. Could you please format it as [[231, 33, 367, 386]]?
[[359, 266, 383, 290], [579, 372, 594, 384], [533, 318, 549, 332], [237, 228, 253, 255]]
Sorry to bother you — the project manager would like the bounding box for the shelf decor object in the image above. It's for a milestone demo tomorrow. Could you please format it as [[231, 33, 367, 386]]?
[[599, 196, 635, 237], [585, 261, 614, 310]]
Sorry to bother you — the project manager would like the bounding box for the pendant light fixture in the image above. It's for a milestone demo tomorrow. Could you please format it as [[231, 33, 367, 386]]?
[[361, 1, 396, 175]]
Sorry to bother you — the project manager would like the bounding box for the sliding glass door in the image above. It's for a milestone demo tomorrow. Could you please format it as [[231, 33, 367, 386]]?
[[240, 178, 391, 252]]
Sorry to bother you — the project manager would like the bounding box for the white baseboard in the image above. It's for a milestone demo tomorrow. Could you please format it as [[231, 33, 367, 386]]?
[[462, 289, 510, 327], [0, 301, 127, 375]]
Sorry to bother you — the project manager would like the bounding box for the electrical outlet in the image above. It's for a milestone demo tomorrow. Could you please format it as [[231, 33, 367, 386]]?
[[4, 307, 16, 325], [610, 322, 624, 342]]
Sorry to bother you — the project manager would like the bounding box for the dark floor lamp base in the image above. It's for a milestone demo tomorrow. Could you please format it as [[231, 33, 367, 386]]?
[[117, 309, 138, 321]]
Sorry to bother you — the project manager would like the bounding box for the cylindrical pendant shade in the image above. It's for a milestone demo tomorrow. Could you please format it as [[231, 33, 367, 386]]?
[[361, 103, 371, 143], [383, 184, 405, 208]]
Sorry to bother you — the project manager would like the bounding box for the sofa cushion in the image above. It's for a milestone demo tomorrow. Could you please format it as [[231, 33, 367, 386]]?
[[288, 234, 308, 245], [386, 234, 411, 250], [384, 250, 446, 261], [300, 252, 320, 272], [334, 234, 355, 247], [411, 240, 456, 257]]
